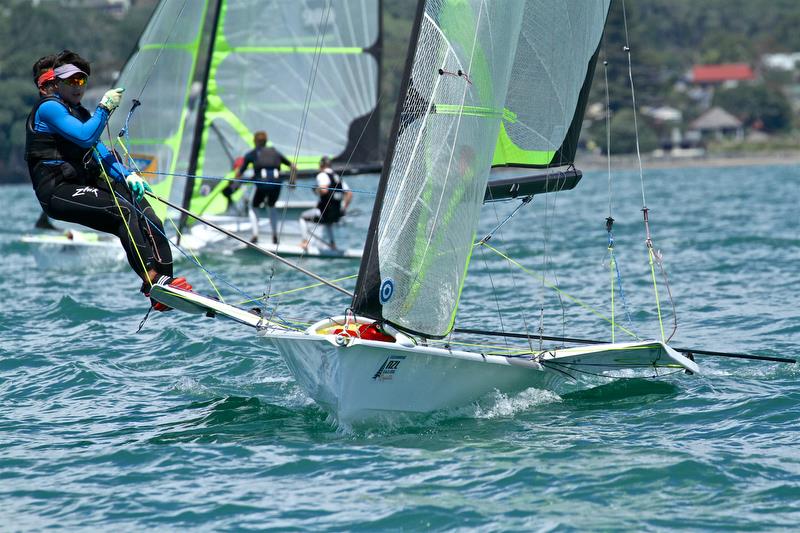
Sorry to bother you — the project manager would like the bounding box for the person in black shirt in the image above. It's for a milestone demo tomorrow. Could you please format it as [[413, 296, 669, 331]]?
[[224, 131, 296, 244]]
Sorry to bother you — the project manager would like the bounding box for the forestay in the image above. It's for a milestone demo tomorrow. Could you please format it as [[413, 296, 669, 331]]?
[[353, 0, 525, 338]]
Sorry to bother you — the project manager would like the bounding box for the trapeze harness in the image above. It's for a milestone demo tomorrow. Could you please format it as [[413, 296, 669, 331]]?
[[317, 169, 344, 224], [246, 146, 291, 208], [24, 96, 104, 207]]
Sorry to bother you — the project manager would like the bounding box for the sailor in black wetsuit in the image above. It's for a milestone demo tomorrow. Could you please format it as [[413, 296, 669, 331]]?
[[224, 131, 296, 244], [299, 157, 353, 250], [24, 51, 191, 309]]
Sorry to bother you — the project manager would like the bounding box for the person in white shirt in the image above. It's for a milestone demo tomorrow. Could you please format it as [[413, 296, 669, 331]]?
[[299, 157, 352, 250]]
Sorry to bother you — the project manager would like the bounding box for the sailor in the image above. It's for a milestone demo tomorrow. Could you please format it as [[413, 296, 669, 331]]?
[[224, 131, 296, 244], [24, 50, 191, 310], [299, 156, 353, 250]]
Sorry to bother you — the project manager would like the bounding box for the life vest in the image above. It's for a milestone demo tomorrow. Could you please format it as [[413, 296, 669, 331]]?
[[253, 146, 284, 183], [25, 96, 101, 196], [317, 169, 344, 224]]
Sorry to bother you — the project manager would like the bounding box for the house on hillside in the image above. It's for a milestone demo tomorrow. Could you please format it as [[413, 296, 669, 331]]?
[[683, 63, 757, 110], [689, 107, 744, 142]]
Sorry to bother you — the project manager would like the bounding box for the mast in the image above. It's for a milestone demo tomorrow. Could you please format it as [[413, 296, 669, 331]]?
[[178, 0, 223, 234], [351, 0, 427, 320]]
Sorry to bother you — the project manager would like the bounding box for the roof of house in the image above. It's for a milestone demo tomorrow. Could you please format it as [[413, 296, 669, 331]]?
[[691, 63, 756, 84], [690, 107, 743, 131]]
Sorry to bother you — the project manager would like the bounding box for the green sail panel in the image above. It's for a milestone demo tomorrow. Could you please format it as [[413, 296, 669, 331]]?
[[190, 0, 381, 217], [491, 0, 610, 169], [352, 0, 525, 338], [106, 0, 210, 220]]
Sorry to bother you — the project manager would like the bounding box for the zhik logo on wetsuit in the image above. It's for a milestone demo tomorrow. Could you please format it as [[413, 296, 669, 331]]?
[[72, 187, 99, 198]]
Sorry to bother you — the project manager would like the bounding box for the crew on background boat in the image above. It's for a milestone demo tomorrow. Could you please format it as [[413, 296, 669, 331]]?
[[299, 156, 353, 251], [24, 50, 191, 310], [222, 130, 297, 244]]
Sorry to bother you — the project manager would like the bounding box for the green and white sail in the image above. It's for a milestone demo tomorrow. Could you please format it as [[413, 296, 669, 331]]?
[[353, 0, 610, 338], [352, 0, 525, 338], [189, 0, 382, 217], [492, 0, 610, 168], [107, 0, 212, 220], [109, 0, 382, 220]]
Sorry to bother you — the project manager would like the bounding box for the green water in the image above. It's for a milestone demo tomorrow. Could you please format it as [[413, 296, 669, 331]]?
[[1, 164, 798, 530]]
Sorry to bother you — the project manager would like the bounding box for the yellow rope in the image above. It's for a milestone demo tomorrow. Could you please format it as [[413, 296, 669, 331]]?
[[233, 274, 358, 306], [477, 241, 639, 340], [165, 216, 225, 302], [609, 251, 616, 343], [112, 135, 225, 301], [96, 149, 152, 287]]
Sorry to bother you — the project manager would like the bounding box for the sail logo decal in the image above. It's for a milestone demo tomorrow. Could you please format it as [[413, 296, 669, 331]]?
[[379, 278, 394, 303], [373, 355, 405, 381]]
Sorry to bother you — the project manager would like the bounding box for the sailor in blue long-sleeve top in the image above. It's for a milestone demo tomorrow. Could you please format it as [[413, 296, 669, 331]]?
[[25, 51, 191, 310]]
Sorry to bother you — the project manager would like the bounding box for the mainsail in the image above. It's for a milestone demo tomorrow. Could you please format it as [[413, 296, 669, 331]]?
[[352, 0, 610, 338], [108, 0, 382, 220]]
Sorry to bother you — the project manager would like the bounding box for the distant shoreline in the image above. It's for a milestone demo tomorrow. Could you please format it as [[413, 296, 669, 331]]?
[[2, 151, 799, 185], [579, 150, 800, 171]]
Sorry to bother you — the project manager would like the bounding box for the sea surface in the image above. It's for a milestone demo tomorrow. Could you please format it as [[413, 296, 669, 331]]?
[[1, 164, 798, 531]]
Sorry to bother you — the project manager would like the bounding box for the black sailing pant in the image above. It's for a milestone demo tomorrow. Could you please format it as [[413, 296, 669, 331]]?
[[44, 180, 173, 281]]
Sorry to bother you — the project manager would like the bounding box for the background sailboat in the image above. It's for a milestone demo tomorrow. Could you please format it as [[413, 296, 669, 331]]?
[[107, 0, 382, 254]]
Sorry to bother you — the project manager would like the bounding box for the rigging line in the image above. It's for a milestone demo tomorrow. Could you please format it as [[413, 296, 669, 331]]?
[[620, 0, 676, 343], [140, 171, 377, 197], [475, 195, 538, 352], [112, 132, 223, 299], [163, 215, 224, 302], [145, 190, 354, 298], [620, 0, 645, 207], [279, 1, 333, 252], [478, 241, 640, 340], [476, 241, 510, 351], [132, 0, 192, 101], [114, 191, 299, 328]]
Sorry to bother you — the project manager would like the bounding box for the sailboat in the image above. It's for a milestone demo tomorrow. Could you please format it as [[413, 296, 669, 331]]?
[[152, 0, 707, 422], [106, 0, 383, 257]]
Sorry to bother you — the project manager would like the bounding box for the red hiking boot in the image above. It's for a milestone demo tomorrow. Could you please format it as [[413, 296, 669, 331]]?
[[145, 275, 193, 312]]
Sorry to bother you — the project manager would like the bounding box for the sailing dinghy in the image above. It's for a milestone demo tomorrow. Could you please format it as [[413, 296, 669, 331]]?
[[149, 0, 712, 422]]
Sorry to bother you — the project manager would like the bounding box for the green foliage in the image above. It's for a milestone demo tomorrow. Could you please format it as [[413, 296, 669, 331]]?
[[591, 108, 659, 155], [713, 84, 793, 132], [0, 1, 156, 179]]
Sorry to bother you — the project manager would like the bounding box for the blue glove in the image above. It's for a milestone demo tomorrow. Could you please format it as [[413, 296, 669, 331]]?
[[125, 172, 152, 201]]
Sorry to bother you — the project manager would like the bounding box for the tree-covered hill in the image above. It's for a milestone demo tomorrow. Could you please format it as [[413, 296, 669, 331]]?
[[2, 0, 799, 182]]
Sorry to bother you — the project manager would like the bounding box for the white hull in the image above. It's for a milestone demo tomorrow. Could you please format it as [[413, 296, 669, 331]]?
[[263, 317, 700, 422], [181, 214, 362, 259], [20, 232, 125, 269]]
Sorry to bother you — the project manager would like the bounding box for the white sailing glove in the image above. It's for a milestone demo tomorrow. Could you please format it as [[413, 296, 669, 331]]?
[[125, 172, 152, 201], [99, 88, 124, 112]]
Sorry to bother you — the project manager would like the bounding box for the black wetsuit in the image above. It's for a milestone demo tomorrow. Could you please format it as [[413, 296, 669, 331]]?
[[236, 145, 292, 208], [25, 96, 172, 280]]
